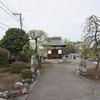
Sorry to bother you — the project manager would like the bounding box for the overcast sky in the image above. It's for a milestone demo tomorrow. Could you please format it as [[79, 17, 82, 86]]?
[[0, 0, 100, 41]]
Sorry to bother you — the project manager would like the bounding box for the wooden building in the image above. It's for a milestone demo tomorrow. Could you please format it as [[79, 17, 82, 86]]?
[[47, 37, 67, 59]]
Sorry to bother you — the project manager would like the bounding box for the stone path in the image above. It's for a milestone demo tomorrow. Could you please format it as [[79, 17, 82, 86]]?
[[26, 60, 100, 100]]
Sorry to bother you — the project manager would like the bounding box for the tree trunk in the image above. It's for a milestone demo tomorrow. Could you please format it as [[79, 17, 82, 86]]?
[[38, 60, 41, 68], [94, 25, 99, 79], [15, 52, 19, 61], [35, 55, 42, 68], [34, 38, 38, 60], [9, 52, 12, 59], [37, 56, 42, 68], [94, 56, 99, 79]]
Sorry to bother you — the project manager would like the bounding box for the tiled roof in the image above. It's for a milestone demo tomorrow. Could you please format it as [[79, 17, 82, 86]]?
[[47, 37, 67, 47]]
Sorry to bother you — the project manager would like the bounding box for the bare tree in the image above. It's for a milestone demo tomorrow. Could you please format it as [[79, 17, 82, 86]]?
[[83, 15, 100, 79]]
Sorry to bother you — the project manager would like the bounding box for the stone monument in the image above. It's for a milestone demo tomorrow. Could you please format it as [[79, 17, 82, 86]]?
[[76, 55, 87, 75]]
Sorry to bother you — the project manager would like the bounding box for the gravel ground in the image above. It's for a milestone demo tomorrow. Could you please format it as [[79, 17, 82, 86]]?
[[26, 59, 100, 100]]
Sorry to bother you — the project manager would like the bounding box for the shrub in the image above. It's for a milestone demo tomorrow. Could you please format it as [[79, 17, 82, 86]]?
[[0, 64, 11, 73], [21, 69, 33, 79], [6, 64, 11, 68], [0, 48, 8, 68], [10, 61, 30, 74], [0, 67, 10, 73]]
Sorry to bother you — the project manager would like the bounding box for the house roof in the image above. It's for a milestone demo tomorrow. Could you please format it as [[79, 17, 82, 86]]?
[[47, 37, 67, 47]]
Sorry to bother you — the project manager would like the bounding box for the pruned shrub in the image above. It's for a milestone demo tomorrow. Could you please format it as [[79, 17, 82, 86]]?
[[10, 61, 30, 74], [21, 69, 33, 79], [0, 48, 8, 68]]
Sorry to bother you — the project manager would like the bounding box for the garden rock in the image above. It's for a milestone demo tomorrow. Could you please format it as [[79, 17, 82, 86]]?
[[31, 79, 34, 82], [0, 92, 2, 96], [21, 87, 28, 94], [0, 98, 7, 100], [37, 70, 40, 75], [0, 84, 7, 91], [0, 91, 9, 99], [19, 79, 26, 84], [31, 67, 35, 72], [23, 83, 30, 89], [76, 69, 83, 75], [9, 90, 21, 99], [15, 82, 23, 89], [32, 74, 36, 80], [24, 78, 32, 84], [81, 67, 87, 72]]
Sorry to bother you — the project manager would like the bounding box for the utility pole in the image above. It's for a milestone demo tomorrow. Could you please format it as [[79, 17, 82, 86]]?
[[12, 13, 22, 29]]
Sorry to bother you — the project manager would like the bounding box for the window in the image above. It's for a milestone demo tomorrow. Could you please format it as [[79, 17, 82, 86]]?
[[48, 50, 51, 54], [58, 50, 62, 54]]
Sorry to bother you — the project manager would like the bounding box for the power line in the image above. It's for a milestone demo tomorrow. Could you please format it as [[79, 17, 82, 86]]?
[[0, 27, 6, 30], [0, 22, 11, 28], [0, 1, 13, 14], [3, 0, 17, 12], [0, 0, 28, 30], [0, 0, 19, 19], [0, 5, 19, 22]]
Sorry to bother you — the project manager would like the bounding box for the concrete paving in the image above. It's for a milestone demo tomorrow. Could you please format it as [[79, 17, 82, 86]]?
[[26, 59, 100, 100]]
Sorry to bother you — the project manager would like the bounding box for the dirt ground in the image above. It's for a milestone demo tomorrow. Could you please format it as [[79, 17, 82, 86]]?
[[83, 67, 100, 82], [0, 60, 99, 92], [0, 72, 21, 91], [77, 61, 100, 82]]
